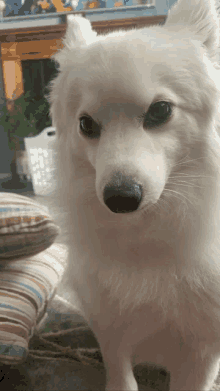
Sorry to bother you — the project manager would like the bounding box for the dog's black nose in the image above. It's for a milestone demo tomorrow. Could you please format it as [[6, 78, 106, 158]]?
[[103, 174, 143, 213]]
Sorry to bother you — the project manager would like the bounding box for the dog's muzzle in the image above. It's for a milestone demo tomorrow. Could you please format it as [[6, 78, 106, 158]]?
[[103, 173, 143, 213]]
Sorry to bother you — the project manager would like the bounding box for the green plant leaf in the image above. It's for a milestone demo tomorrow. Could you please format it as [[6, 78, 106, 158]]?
[[0, 90, 52, 150]]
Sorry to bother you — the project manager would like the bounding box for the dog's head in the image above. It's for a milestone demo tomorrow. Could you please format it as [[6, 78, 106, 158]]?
[[49, 0, 220, 216]]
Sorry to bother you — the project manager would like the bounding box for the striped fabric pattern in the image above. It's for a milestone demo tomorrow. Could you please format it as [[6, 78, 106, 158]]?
[[0, 243, 68, 364], [0, 193, 60, 260]]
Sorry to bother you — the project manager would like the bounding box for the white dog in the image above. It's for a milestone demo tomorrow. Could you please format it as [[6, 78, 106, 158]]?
[[49, 0, 220, 389]]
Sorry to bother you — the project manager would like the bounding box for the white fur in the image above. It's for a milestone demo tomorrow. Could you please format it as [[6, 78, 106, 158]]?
[[49, 0, 220, 389]]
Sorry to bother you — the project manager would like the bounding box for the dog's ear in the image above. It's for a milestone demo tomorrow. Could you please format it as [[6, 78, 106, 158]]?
[[53, 16, 97, 67], [165, 0, 219, 59], [64, 15, 97, 48]]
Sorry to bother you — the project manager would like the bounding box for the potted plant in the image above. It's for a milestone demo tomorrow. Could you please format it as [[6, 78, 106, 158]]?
[[0, 90, 52, 189]]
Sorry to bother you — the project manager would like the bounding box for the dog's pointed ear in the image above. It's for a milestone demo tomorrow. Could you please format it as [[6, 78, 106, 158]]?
[[165, 0, 219, 59], [64, 15, 97, 48], [53, 16, 97, 67]]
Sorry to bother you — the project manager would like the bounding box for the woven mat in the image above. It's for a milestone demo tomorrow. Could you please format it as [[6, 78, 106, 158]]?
[[27, 321, 170, 391]]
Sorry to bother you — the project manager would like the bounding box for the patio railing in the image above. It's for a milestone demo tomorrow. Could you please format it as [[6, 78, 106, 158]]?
[[0, 0, 156, 19]]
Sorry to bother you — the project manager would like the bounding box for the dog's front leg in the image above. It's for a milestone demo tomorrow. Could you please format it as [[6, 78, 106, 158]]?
[[168, 352, 220, 391], [105, 356, 138, 391], [96, 334, 138, 391]]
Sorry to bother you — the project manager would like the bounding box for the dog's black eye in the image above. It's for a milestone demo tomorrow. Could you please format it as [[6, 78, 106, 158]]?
[[79, 116, 100, 139], [143, 101, 172, 129]]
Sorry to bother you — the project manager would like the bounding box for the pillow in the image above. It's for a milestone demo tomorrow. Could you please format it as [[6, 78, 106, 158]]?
[[0, 243, 68, 365], [0, 192, 60, 260]]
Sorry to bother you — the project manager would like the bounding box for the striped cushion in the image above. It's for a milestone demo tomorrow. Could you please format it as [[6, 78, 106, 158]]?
[[0, 243, 68, 364], [0, 193, 60, 259]]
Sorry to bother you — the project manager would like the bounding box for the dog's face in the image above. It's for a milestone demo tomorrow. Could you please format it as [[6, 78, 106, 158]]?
[[50, 0, 220, 216]]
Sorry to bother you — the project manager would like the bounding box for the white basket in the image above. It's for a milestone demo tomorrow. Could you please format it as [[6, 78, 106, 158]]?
[[24, 127, 57, 196]]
